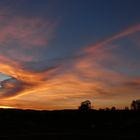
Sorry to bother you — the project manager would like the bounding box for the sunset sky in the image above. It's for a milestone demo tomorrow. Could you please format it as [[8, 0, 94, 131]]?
[[0, 0, 140, 110]]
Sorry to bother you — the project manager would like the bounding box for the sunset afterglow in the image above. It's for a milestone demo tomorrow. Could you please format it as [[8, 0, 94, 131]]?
[[0, 106, 14, 109], [0, 0, 140, 110]]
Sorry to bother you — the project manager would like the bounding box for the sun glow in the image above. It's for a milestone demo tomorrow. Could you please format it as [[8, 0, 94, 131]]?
[[0, 106, 14, 109]]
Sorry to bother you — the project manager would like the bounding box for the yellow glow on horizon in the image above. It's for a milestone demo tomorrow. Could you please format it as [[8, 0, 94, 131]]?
[[0, 106, 14, 109]]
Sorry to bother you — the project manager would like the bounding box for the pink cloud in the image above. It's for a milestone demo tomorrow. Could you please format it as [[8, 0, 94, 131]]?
[[0, 17, 55, 48], [84, 23, 140, 53], [0, 8, 57, 62]]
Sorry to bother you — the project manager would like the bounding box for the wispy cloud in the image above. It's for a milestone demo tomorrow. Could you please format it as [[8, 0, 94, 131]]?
[[0, 57, 60, 98], [0, 7, 56, 62], [84, 23, 140, 53], [0, 6, 61, 100]]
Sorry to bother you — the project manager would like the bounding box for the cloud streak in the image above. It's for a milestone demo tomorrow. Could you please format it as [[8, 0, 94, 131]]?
[[0, 54, 61, 99], [0, 7, 56, 62], [84, 23, 140, 53]]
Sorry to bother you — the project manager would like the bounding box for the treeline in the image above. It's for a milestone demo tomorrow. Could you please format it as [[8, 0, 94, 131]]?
[[78, 99, 140, 111]]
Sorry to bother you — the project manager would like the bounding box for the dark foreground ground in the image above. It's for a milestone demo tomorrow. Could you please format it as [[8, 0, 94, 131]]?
[[0, 109, 140, 139]]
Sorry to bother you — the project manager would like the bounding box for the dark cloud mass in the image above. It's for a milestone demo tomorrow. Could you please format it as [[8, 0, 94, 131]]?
[[0, 78, 28, 98], [124, 81, 140, 89]]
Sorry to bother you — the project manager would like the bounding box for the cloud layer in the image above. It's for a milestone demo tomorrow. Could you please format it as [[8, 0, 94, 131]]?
[[0, 4, 140, 109]]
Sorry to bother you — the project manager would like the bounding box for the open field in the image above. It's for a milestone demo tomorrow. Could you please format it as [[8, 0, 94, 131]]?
[[0, 109, 140, 139]]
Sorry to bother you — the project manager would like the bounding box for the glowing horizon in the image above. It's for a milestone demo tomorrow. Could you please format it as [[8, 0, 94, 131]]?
[[0, 106, 14, 109]]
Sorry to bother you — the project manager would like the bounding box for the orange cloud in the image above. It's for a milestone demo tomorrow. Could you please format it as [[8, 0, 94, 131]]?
[[0, 55, 61, 99]]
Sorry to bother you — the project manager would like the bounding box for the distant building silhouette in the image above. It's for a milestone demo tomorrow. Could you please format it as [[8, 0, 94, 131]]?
[[131, 99, 140, 110], [79, 100, 91, 111]]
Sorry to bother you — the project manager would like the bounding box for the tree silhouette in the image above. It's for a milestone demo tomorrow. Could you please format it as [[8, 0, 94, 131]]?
[[79, 100, 91, 111], [111, 106, 116, 111], [131, 99, 140, 110]]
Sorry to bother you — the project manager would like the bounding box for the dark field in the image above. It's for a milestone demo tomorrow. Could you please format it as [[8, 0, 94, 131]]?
[[0, 109, 140, 139]]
